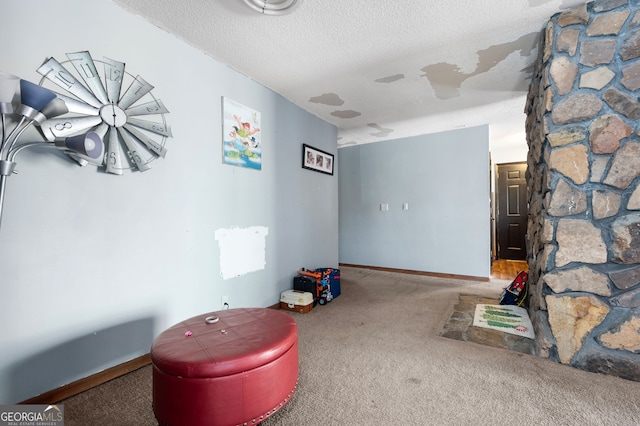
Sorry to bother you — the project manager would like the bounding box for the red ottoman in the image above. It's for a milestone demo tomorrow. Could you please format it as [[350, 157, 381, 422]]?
[[151, 308, 298, 426]]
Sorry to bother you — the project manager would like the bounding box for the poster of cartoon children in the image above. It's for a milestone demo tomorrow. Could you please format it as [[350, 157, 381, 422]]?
[[223, 97, 262, 170]]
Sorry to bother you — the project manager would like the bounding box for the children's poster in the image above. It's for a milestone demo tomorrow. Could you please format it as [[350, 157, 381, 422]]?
[[222, 97, 262, 170]]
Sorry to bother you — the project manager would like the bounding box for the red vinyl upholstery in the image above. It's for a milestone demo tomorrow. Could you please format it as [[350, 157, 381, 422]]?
[[151, 308, 299, 426]]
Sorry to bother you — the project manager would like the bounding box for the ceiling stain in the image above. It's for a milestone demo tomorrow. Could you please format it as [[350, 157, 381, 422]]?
[[331, 110, 362, 119], [559, 0, 579, 8], [375, 74, 405, 83], [368, 123, 394, 138], [422, 32, 539, 100], [521, 63, 535, 75], [528, 0, 554, 6], [309, 93, 345, 106]]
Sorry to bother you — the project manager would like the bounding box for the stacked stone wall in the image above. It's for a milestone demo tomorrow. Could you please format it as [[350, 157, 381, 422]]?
[[526, 0, 640, 381]]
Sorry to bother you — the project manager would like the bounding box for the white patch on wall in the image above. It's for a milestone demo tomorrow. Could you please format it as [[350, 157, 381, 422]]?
[[214, 226, 269, 279]]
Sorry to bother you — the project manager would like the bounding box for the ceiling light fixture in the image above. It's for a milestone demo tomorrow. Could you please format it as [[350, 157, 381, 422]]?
[[243, 0, 301, 15]]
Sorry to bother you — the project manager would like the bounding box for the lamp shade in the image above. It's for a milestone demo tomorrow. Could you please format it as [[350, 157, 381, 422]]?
[[0, 72, 19, 104], [37, 97, 69, 123], [0, 72, 19, 113], [19, 79, 56, 111], [63, 131, 103, 159]]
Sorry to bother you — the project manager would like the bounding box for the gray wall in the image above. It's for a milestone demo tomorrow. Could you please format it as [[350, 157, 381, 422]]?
[[338, 125, 490, 278], [0, 0, 337, 403]]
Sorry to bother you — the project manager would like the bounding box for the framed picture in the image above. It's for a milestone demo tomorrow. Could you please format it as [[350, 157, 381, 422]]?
[[222, 97, 262, 170], [302, 144, 334, 175]]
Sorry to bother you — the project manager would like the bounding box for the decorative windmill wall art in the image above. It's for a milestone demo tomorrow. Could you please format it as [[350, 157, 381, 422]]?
[[36, 50, 172, 174]]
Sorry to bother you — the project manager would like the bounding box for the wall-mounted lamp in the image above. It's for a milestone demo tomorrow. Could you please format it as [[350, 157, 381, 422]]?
[[0, 72, 104, 229], [243, 0, 301, 15]]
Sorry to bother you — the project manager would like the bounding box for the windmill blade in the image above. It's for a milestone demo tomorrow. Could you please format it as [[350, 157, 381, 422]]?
[[66, 51, 109, 104], [53, 93, 100, 116], [125, 99, 170, 117], [118, 75, 153, 110], [118, 127, 151, 172], [66, 149, 104, 167], [92, 122, 110, 140], [65, 153, 89, 167], [127, 117, 172, 138], [103, 57, 125, 104], [105, 127, 124, 175], [39, 116, 102, 140], [37, 57, 103, 109], [123, 124, 167, 158]]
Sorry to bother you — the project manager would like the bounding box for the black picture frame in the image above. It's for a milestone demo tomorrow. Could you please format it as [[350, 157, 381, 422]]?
[[302, 144, 334, 175]]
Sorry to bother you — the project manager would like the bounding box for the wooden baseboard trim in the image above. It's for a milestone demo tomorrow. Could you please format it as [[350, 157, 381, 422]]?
[[338, 263, 489, 282], [20, 353, 151, 405]]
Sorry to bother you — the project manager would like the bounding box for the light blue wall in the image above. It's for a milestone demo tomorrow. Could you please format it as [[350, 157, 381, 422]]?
[[339, 125, 490, 278], [0, 0, 337, 403]]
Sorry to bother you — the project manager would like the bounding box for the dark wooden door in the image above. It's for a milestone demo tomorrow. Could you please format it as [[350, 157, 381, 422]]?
[[496, 162, 528, 260]]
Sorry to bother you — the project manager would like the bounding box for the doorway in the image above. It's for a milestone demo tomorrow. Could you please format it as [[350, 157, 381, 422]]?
[[495, 162, 528, 261]]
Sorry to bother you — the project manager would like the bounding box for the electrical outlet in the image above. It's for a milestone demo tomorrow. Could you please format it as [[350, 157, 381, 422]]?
[[221, 295, 229, 308]]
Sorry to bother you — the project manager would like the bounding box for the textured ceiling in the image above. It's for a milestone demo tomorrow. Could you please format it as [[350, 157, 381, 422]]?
[[113, 0, 586, 149]]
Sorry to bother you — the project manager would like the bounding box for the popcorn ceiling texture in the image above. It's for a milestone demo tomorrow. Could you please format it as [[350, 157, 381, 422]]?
[[113, 0, 586, 147], [526, 0, 640, 381]]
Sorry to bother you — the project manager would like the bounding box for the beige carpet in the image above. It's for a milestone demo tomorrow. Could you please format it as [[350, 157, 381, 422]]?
[[62, 267, 640, 425]]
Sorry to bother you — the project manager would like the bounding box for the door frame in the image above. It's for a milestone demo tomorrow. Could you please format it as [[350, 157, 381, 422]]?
[[493, 160, 528, 261]]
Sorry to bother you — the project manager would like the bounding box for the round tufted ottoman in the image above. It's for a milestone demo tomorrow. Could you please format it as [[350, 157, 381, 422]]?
[[151, 308, 298, 426]]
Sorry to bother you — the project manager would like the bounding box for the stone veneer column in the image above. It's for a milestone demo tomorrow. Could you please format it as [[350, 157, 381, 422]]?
[[526, 0, 640, 381]]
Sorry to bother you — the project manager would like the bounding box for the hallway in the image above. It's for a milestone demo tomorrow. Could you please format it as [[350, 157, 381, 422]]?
[[491, 259, 528, 280]]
